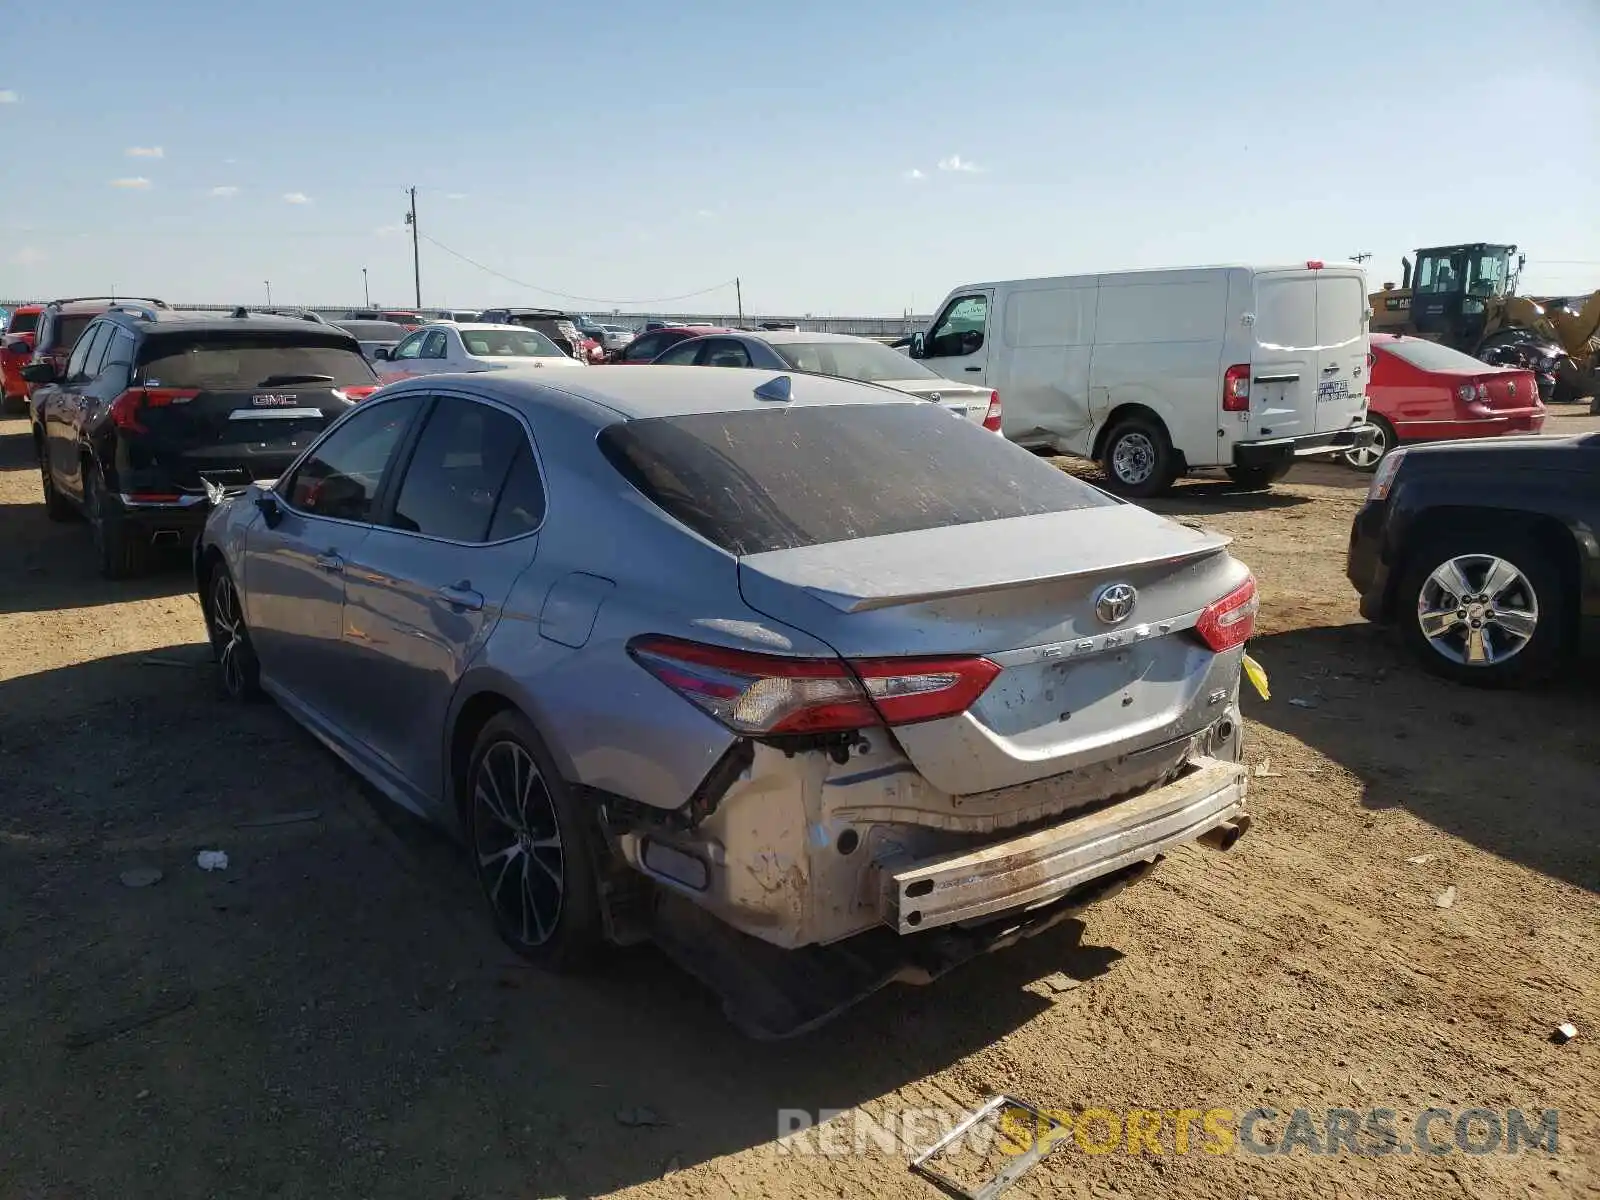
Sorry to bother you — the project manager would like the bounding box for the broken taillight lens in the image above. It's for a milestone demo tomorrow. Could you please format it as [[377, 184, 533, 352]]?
[[627, 636, 1000, 735], [1195, 575, 1258, 653]]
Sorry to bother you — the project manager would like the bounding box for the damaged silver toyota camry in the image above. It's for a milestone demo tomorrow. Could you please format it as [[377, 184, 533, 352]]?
[[195, 365, 1256, 1036]]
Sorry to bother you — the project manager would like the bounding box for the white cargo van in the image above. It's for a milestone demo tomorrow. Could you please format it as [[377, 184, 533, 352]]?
[[911, 263, 1375, 496]]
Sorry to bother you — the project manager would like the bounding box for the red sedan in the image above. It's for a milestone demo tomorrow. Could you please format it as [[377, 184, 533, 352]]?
[[1347, 334, 1545, 470], [2, 304, 43, 413]]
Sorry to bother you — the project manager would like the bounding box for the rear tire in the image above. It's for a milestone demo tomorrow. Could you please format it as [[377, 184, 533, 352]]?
[[37, 435, 73, 521], [1395, 530, 1564, 688], [1100, 416, 1179, 498], [84, 462, 148, 579], [1225, 462, 1293, 490], [467, 712, 605, 971], [1341, 415, 1395, 473]]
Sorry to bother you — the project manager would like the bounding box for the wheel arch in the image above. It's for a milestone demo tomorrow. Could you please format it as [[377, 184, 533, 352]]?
[[1090, 403, 1189, 473], [1384, 507, 1582, 638], [445, 675, 580, 829]]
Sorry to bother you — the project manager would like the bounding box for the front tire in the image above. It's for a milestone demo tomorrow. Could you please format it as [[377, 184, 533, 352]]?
[[37, 435, 73, 521], [1100, 416, 1179, 498], [1342, 416, 1395, 473], [467, 712, 604, 970], [84, 463, 148, 579], [206, 563, 262, 700], [1225, 462, 1292, 490], [1395, 531, 1564, 688]]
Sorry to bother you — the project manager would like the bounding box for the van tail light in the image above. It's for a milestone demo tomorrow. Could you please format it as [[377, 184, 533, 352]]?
[[109, 387, 200, 433], [1306, 260, 1325, 270], [627, 636, 1001, 735], [981, 390, 1003, 431], [1194, 575, 1258, 653], [1223, 364, 1251, 412], [333, 385, 380, 402]]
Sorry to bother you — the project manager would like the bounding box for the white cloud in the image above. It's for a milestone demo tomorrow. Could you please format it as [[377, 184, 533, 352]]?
[[282, 192, 311, 204], [695, 208, 717, 218], [111, 176, 152, 189], [0, 90, 19, 104], [373, 222, 405, 237], [209, 185, 239, 197], [222, 157, 238, 164], [446, 192, 467, 200], [12, 246, 46, 266], [126, 145, 164, 159], [903, 167, 925, 181], [937, 154, 982, 173]]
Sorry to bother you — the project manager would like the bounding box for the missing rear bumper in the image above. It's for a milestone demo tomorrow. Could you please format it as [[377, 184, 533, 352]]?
[[889, 756, 1247, 934]]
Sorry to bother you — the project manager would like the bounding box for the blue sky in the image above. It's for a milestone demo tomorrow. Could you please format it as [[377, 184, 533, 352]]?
[[2, 0, 1596, 315]]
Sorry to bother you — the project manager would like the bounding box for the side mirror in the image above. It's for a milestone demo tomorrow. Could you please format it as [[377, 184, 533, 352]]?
[[909, 331, 926, 359], [373, 347, 390, 360], [256, 490, 283, 529], [20, 361, 58, 384]]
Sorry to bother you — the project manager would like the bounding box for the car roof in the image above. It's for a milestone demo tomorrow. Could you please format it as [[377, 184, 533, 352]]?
[[713, 330, 874, 345], [386, 363, 917, 424], [448, 322, 551, 333], [654, 325, 736, 335], [11, 304, 43, 315], [116, 309, 363, 337]]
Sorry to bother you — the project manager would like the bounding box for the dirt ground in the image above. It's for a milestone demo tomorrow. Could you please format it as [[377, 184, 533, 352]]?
[[2, 408, 1596, 1200]]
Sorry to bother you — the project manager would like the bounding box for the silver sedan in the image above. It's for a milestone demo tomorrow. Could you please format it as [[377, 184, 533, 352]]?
[[195, 365, 1255, 1034]]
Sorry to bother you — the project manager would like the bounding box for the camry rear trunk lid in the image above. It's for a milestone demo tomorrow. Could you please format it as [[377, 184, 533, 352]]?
[[131, 332, 377, 488], [598, 400, 1247, 797]]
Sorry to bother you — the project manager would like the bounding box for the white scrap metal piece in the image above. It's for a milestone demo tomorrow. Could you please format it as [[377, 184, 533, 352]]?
[[196, 850, 229, 872]]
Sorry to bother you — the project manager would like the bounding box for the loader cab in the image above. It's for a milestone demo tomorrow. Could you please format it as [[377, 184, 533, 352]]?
[[1409, 243, 1518, 348]]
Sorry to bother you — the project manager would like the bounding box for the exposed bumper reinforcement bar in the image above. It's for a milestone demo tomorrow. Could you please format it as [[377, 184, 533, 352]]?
[[890, 756, 1247, 934]]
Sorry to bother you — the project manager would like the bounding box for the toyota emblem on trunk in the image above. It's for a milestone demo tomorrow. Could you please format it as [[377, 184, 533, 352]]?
[[1094, 583, 1137, 625]]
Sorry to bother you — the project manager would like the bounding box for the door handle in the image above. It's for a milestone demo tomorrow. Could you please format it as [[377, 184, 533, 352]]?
[[437, 583, 484, 612], [315, 551, 344, 573], [963, 366, 982, 373], [1322, 364, 1341, 373]]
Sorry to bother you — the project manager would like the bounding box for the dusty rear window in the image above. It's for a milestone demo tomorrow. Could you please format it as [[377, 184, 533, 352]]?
[[598, 403, 1115, 555], [137, 336, 376, 389]]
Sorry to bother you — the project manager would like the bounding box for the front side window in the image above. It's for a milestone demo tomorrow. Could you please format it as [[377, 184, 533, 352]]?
[[1415, 254, 1464, 296], [1465, 252, 1508, 297], [653, 338, 705, 366], [926, 296, 989, 357], [283, 395, 421, 521], [393, 332, 427, 361], [387, 397, 528, 542], [65, 322, 108, 382], [625, 332, 670, 362]]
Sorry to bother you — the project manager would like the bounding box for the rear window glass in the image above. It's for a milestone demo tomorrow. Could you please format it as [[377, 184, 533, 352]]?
[[1316, 276, 1367, 346], [138, 337, 375, 390], [1378, 338, 1491, 373], [52, 315, 95, 350], [1253, 278, 1318, 349], [597, 403, 1115, 556], [460, 329, 563, 357], [6, 311, 39, 335], [770, 340, 939, 383]]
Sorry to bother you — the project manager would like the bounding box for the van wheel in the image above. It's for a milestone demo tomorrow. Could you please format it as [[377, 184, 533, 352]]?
[[1225, 462, 1293, 490], [1100, 417, 1178, 498]]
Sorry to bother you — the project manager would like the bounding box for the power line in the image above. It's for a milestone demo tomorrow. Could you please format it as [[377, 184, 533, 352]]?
[[417, 233, 736, 307]]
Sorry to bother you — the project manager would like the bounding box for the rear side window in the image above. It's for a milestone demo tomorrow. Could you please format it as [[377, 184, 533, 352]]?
[[51, 315, 94, 352], [138, 336, 374, 389], [388, 397, 528, 542], [598, 403, 1116, 556], [6, 311, 38, 335], [486, 445, 546, 539]]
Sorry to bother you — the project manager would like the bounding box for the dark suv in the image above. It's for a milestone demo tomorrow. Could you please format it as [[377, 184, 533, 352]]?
[[25, 304, 381, 577], [30, 297, 170, 389]]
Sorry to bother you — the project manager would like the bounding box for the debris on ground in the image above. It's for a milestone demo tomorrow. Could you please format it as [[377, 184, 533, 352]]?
[[1406, 854, 1434, 866], [237, 810, 322, 828], [1253, 758, 1282, 778], [1434, 886, 1456, 909], [196, 851, 229, 872], [62, 989, 197, 1050], [1039, 972, 1081, 994], [1553, 1023, 1579, 1044], [615, 1106, 666, 1128], [910, 1095, 1065, 1200], [1242, 653, 1271, 700], [1289, 697, 1319, 709], [119, 867, 163, 888]]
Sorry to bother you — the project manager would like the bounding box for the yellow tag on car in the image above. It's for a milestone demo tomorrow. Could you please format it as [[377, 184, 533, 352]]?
[[1242, 653, 1270, 701]]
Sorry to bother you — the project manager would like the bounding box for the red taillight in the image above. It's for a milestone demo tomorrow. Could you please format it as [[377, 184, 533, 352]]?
[[110, 387, 200, 433], [1195, 575, 1258, 653], [627, 636, 1000, 735], [1306, 260, 1324, 270], [1223, 363, 1251, 412], [333, 385, 380, 402], [1455, 382, 1489, 404], [981, 390, 1003, 432]]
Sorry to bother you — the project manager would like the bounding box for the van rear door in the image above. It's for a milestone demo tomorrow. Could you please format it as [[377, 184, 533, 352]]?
[[1312, 269, 1370, 433], [1247, 270, 1320, 442]]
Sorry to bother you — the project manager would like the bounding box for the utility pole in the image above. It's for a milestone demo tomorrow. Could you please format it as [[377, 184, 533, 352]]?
[[265, 280, 272, 306], [404, 187, 421, 308], [1351, 252, 1372, 265], [362, 267, 370, 308], [735, 277, 744, 326]]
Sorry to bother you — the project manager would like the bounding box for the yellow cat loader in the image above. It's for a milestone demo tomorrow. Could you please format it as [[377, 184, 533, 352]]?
[[1370, 243, 1600, 407]]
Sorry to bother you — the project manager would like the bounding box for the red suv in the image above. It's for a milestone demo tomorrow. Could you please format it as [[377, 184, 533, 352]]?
[[2, 303, 43, 413], [29, 298, 172, 402]]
